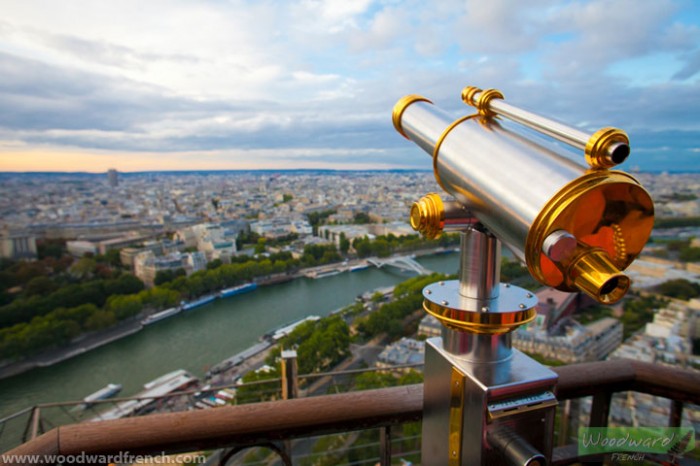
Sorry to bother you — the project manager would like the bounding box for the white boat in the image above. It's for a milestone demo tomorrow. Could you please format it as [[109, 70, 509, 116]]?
[[313, 269, 341, 279], [141, 307, 181, 325], [181, 294, 217, 311], [143, 369, 189, 390], [349, 263, 369, 272], [271, 316, 320, 341], [83, 383, 122, 406], [220, 282, 257, 298], [93, 370, 198, 421]]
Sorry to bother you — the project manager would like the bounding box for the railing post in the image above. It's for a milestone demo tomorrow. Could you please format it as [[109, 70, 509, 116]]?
[[589, 392, 611, 427], [380, 425, 392, 466], [22, 407, 41, 442], [281, 350, 299, 463], [668, 400, 683, 428], [559, 399, 571, 446], [281, 350, 299, 400]]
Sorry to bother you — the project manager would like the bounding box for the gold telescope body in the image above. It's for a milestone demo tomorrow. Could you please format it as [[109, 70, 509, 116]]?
[[394, 88, 654, 304]]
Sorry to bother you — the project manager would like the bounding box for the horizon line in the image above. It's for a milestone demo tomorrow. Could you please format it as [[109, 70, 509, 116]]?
[[1, 168, 698, 176]]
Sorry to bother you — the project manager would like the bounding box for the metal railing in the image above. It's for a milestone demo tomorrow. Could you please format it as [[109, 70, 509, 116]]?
[[0, 363, 424, 455], [2, 359, 699, 465]]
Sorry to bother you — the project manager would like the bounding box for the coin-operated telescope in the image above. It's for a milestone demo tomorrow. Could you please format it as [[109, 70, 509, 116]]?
[[392, 86, 654, 466]]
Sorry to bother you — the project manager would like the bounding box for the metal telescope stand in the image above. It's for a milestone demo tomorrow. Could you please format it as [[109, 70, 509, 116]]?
[[421, 226, 558, 466]]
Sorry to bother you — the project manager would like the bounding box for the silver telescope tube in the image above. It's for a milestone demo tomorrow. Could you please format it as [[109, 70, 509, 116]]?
[[461, 86, 630, 169], [393, 95, 654, 304], [396, 97, 583, 259]]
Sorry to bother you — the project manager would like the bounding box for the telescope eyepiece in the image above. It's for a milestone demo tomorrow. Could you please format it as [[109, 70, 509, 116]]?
[[608, 142, 630, 165], [600, 276, 620, 296], [566, 246, 631, 304]]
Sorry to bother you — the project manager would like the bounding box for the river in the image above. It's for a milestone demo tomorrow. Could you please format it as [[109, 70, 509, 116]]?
[[0, 253, 459, 420]]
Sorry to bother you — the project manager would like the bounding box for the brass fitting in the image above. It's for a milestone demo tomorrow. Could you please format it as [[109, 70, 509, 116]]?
[[585, 127, 630, 169], [392, 94, 432, 139], [461, 86, 504, 118], [410, 193, 445, 239], [564, 245, 631, 304], [421, 281, 537, 335], [461, 86, 482, 106], [410, 193, 476, 239]]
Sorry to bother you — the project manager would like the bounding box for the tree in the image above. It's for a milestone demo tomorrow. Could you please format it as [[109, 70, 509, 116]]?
[[106, 294, 143, 320], [37, 239, 65, 260], [24, 276, 58, 297], [236, 365, 280, 404], [679, 247, 700, 262], [254, 238, 267, 254], [105, 273, 145, 295], [103, 249, 122, 268], [353, 212, 370, 224], [500, 259, 529, 282], [352, 237, 372, 258], [207, 259, 223, 270], [84, 310, 117, 331], [339, 233, 350, 255], [154, 269, 185, 286], [70, 257, 98, 280], [657, 279, 700, 301], [139, 287, 180, 309]]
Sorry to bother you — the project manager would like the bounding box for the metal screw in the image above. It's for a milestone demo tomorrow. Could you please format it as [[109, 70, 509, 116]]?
[[425, 289, 432, 295], [439, 281, 445, 286], [505, 283, 511, 288], [452, 451, 457, 457], [519, 303, 526, 309], [481, 306, 489, 312], [526, 293, 533, 298], [441, 300, 449, 306]]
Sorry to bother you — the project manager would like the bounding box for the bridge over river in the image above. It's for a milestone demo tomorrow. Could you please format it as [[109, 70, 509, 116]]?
[[366, 256, 431, 275]]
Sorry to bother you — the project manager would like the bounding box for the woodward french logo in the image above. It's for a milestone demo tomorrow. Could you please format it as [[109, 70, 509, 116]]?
[[579, 427, 695, 457]]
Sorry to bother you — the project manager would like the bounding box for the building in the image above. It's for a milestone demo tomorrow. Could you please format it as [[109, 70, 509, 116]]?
[[184, 251, 207, 274], [317, 225, 372, 246], [0, 230, 37, 260], [249, 218, 310, 239], [513, 317, 623, 364], [107, 169, 119, 188], [376, 338, 425, 369], [418, 314, 442, 338], [580, 300, 700, 430], [534, 288, 596, 332], [176, 223, 237, 262], [134, 251, 183, 286], [66, 240, 98, 257], [120, 243, 167, 269], [626, 256, 700, 289], [368, 222, 415, 237]]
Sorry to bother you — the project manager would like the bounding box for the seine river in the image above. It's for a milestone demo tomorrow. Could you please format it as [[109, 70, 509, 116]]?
[[0, 253, 459, 421]]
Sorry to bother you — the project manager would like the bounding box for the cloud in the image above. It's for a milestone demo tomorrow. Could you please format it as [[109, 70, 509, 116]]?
[[673, 49, 700, 79], [0, 0, 697, 172]]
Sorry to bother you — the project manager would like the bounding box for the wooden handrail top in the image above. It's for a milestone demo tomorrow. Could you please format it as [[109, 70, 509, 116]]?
[[3, 359, 699, 464]]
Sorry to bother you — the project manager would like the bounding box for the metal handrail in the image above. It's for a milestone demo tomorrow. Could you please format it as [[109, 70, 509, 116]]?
[[3, 359, 699, 465]]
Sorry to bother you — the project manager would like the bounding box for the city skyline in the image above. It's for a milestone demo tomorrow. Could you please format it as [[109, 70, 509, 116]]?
[[0, 0, 699, 173]]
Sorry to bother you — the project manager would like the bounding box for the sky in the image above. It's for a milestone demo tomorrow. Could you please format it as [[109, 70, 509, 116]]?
[[0, 0, 698, 173]]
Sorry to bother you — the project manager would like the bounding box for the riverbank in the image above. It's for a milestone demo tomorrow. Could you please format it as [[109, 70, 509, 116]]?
[[0, 319, 144, 380], [0, 249, 451, 381]]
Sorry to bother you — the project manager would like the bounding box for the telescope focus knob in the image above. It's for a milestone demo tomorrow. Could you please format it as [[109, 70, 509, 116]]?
[[410, 193, 477, 239]]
